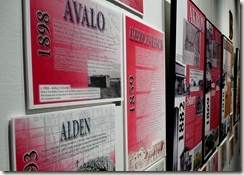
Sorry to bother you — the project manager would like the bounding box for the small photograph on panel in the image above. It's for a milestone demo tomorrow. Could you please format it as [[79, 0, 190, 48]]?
[[226, 116, 230, 133], [183, 19, 201, 67], [180, 147, 192, 171], [77, 156, 115, 171], [89, 74, 121, 99], [206, 21, 213, 64], [221, 71, 226, 89], [205, 61, 212, 92], [214, 127, 219, 144], [175, 62, 190, 96], [190, 69, 203, 92], [128, 140, 165, 171], [193, 143, 202, 171], [204, 132, 214, 156], [216, 75, 221, 91], [212, 41, 220, 67], [220, 120, 227, 141], [196, 96, 203, 116]]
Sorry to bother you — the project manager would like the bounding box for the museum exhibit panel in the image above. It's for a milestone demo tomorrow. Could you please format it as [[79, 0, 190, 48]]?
[[0, 0, 241, 172]]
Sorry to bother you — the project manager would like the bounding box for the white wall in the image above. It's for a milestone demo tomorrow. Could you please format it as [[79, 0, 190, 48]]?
[[0, 0, 25, 171]]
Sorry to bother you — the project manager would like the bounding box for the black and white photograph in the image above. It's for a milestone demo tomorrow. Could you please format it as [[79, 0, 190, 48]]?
[[205, 61, 212, 92], [206, 21, 213, 64], [180, 147, 192, 171], [175, 62, 190, 96], [183, 20, 201, 67], [190, 69, 204, 91], [196, 96, 203, 116], [204, 132, 214, 156], [212, 41, 220, 67]]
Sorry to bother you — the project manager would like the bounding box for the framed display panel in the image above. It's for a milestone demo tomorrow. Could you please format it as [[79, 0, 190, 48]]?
[[208, 149, 218, 171], [234, 48, 240, 123], [124, 15, 166, 171], [228, 135, 234, 164], [23, 0, 123, 109], [109, 0, 143, 15], [172, 0, 205, 171], [203, 19, 222, 160], [218, 138, 227, 171], [10, 104, 116, 171], [220, 36, 234, 142], [234, 122, 239, 145]]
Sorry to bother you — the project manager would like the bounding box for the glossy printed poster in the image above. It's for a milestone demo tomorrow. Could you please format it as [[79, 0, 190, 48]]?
[[125, 15, 166, 171], [220, 37, 233, 141], [204, 20, 222, 159], [116, 0, 143, 14], [11, 104, 116, 171], [173, 0, 205, 171], [24, 0, 122, 109]]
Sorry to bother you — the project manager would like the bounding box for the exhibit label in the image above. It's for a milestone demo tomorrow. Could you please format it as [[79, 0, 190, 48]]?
[[125, 16, 166, 171], [25, 0, 122, 108], [11, 104, 116, 171]]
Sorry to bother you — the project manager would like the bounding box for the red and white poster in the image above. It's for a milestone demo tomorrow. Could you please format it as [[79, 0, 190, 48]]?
[[220, 37, 233, 141], [11, 104, 116, 171], [115, 0, 143, 14], [24, 0, 122, 109], [173, 0, 205, 171], [203, 20, 222, 159], [125, 15, 166, 171]]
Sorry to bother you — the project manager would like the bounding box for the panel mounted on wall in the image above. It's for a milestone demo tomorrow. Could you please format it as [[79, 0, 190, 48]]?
[[10, 104, 116, 171], [220, 36, 234, 142], [208, 149, 218, 171], [109, 0, 143, 15], [172, 0, 205, 171], [23, 0, 122, 109], [218, 138, 227, 171], [234, 48, 240, 124], [124, 15, 166, 171], [233, 122, 239, 145], [228, 135, 234, 164], [203, 19, 222, 160]]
